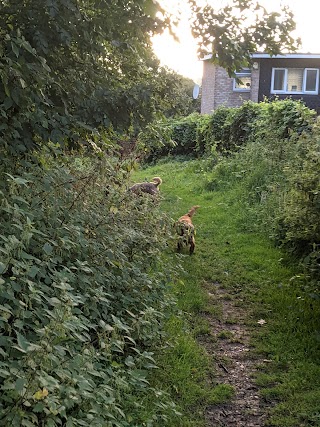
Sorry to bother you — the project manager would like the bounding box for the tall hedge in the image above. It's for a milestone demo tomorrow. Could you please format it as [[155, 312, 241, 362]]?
[[139, 99, 315, 162]]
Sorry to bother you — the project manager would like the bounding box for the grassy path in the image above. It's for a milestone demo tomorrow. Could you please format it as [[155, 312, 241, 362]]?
[[134, 158, 320, 427]]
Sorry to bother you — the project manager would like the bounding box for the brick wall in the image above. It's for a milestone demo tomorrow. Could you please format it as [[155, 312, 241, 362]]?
[[250, 67, 260, 102], [201, 62, 252, 113], [200, 61, 216, 114]]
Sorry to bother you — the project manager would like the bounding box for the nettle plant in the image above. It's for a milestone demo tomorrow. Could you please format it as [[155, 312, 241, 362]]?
[[0, 147, 177, 426]]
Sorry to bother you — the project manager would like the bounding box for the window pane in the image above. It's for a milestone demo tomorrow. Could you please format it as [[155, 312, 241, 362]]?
[[273, 69, 285, 90], [237, 68, 251, 75], [287, 68, 303, 92], [305, 69, 318, 91], [234, 76, 251, 90]]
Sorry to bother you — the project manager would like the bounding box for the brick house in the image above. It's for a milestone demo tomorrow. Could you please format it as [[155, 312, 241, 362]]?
[[201, 53, 320, 114]]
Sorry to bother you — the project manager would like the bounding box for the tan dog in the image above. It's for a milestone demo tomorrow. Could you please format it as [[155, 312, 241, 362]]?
[[176, 205, 200, 255], [129, 177, 162, 196]]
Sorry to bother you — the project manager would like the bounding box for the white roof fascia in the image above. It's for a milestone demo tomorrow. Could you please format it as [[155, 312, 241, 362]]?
[[202, 53, 320, 61], [252, 53, 320, 59]]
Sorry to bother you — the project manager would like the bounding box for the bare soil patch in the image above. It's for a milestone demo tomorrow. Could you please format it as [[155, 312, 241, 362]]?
[[201, 282, 270, 427]]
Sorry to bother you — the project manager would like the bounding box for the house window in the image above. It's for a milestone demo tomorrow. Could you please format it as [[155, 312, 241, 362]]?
[[271, 68, 319, 94], [233, 69, 251, 92]]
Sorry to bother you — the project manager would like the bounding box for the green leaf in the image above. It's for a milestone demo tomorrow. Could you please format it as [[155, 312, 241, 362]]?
[[3, 82, 10, 98], [11, 42, 19, 58], [143, 0, 160, 18], [16, 332, 30, 352], [33, 402, 45, 412], [0, 305, 12, 314], [43, 242, 53, 255], [15, 377, 26, 392], [15, 333, 40, 353], [27, 266, 39, 278], [19, 78, 27, 89], [22, 419, 36, 427], [0, 262, 6, 274]]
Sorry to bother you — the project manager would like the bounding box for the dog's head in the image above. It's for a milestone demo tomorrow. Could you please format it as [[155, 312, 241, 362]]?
[[151, 177, 162, 187]]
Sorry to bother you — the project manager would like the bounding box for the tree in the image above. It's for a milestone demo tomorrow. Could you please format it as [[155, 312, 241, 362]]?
[[188, 0, 300, 75], [0, 0, 299, 155], [0, 0, 173, 153]]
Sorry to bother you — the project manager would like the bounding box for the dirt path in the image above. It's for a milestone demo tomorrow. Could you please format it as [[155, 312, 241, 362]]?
[[201, 282, 270, 427]]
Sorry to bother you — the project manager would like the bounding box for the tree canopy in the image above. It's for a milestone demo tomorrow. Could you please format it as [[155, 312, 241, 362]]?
[[188, 0, 300, 75], [0, 0, 299, 154]]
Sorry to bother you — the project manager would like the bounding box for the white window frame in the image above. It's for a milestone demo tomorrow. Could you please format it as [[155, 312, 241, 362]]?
[[233, 69, 251, 92], [303, 68, 319, 94], [271, 67, 319, 95], [271, 68, 287, 93]]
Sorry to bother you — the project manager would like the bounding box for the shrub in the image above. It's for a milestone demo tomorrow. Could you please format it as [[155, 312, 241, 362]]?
[[138, 114, 202, 163], [139, 99, 315, 164], [275, 123, 320, 278], [137, 119, 175, 163], [0, 146, 178, 426], [204, 101, 319, 288]]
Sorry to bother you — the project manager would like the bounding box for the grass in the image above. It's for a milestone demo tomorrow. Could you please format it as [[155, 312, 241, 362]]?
[[132, 157, 320, 426]]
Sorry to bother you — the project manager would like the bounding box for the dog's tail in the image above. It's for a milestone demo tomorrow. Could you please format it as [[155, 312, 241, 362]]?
[[187, 205, 200, 218], [151, 177, 162, 187]]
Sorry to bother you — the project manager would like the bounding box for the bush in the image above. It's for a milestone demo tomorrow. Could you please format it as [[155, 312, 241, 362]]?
[[139, 99, 315, 164], [0, 146, 178, 426], [138, 114, 202, 163], [276, 123, 320, 278], [204, 101, 319, 288]]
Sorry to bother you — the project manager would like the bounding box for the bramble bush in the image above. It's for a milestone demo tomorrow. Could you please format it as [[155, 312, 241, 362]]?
[[0, 145, 179, 426]]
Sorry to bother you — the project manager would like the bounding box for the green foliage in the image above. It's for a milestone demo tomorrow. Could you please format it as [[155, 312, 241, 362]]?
[[170, 114, 201, 156], [140, 99, 314, 163], [197, 102, 261, 154], [138, 114, 201, 163], [0, 0, 302, 155], [137, 119, 176, 163], [203, 100, 319, 289], [189, 0, 299, 76], [252, 98, 315, 142], [0, 146, 180, 426], [277, 125, 320, 278], [154, 68, 201, 118], [0, 0, 199, 155]]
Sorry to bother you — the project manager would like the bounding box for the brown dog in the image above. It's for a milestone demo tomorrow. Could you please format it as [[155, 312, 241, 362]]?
[[129, 177, 162, 196], [176, 205, 200, 255]]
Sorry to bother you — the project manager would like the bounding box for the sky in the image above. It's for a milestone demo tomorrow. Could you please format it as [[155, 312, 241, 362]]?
[[152, 0, 320, 83]]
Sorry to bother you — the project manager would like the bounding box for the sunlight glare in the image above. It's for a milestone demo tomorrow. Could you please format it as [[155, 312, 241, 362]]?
[[152, 0, 320, 82]]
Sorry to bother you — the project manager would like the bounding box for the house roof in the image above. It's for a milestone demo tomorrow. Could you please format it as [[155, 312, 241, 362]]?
[[202, 53, 320, 61], [252, 53, 320, 59]]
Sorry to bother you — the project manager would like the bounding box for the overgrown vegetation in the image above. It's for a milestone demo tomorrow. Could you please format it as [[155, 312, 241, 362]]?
[[135, 156, 320, 426], [140, 99, 320, 290], [0, 145, 185, 426], [0, 1, 316, 425]]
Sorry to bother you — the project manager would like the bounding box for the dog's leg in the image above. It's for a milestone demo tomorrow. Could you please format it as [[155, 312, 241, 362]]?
[[189, 237, 195, 255]]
